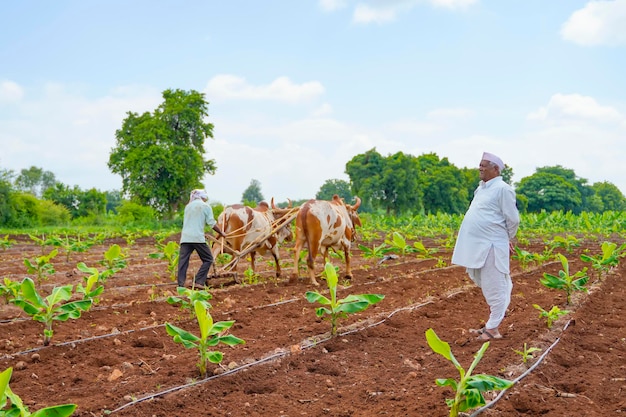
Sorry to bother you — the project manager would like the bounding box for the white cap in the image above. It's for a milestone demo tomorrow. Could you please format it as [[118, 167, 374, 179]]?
[[482, 152, 504, 171]]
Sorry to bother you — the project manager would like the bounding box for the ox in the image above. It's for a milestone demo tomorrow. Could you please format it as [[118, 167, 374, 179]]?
[[291, 195, 361, 286], [213, 200, 295, 277]]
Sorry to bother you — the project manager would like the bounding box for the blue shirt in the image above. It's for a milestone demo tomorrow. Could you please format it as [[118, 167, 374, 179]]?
[[180, 199, 217, 243]]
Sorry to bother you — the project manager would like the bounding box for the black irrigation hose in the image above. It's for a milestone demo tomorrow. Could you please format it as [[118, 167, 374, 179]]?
[[469, 320, 572, 417], [0, 323, 166, 360], [109, 299, 436, 414]]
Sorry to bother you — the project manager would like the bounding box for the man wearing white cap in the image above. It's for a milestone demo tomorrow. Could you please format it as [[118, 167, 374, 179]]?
[[177, 189, 227, 287], [452, 152, 520, 341]]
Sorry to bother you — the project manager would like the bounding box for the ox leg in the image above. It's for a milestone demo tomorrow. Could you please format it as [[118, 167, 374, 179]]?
[[250, 251, 257, 275], [271, 246, 282, 278], [307, 252, 319, 286], [344, 246, 353, 280], [290, 238, 304, 284]]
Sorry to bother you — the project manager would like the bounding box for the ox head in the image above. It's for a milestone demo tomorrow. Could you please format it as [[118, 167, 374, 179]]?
[[333, 195, 362, 241]]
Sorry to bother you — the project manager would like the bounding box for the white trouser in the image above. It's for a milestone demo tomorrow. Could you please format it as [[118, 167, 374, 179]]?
[[466, 247, 512, 329]]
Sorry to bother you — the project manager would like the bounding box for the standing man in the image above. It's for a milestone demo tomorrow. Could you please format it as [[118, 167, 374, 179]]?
[[452, 152, 520, 341], [177, 189, 227, 288]]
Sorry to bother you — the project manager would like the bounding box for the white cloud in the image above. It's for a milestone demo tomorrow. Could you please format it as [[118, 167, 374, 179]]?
[[205, 75, 325, 103], [561, 0, 626, 46], [319, 0, 348, 12], [527, 93, 623, 124], [353, 4, 399, 24], [426, 107, 475, 120], [0, 80, 24, 103], [0, 83, 161, 190], [430, 0, 478, 10], [352, 0, 476, 24], [312, 103, 334, 117]]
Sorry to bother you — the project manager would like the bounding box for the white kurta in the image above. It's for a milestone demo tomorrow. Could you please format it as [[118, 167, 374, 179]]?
[[452, 176, 520, 329], [451, 176, 519, 273]]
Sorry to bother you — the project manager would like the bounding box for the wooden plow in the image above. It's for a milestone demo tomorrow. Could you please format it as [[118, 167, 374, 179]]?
[[206, 207, 299, 284]]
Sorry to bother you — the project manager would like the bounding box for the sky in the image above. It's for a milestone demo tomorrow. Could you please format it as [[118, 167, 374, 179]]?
[[1, 0, 626, 205]]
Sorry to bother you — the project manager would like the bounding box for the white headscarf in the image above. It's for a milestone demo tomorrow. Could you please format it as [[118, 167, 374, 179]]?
[[189, 189, 209, 202]]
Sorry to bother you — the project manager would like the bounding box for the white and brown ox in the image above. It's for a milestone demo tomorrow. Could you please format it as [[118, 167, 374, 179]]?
[[291, 195, 362, 285], [213, 200, 295, 277]]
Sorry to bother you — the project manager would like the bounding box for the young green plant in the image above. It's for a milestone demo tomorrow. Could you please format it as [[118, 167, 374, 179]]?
[[23, 248, 58, 283], [540, 253, 589, 304], [1, 367, 76, 416], [580, 241, 626, 281], [11, 277, 93, 346], [98, 243, 128, 280], [425, 328, 514, 417], [76, 262, 105, 303], [533, 304, 569, 329], [305, 262, 384, 336], [512, 343, 541, 364], [0, 235, 15, 250], [165, 300, 245, 378], [149, 241, 180, 281], [166, 287, 213, 318]]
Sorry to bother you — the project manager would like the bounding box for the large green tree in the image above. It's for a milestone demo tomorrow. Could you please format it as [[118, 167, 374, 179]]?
[[108, 89, 215, 217], [591, 181, 626, 211], [515, 172, 582, 213], [345, 148, 385, 212], [534, 166, 593, 213], [416, 153, 468, 214]]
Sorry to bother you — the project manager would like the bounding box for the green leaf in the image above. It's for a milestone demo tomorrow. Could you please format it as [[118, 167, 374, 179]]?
[[425, 328, 459, 367], [305, 291, 331, 305], [30, 404, 78, 417]]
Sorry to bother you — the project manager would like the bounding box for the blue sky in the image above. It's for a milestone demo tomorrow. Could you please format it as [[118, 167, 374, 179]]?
[[1, 0, 625, 204]]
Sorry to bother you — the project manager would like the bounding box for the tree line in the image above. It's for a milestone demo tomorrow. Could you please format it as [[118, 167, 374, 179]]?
[[1, 88, 624, 229]]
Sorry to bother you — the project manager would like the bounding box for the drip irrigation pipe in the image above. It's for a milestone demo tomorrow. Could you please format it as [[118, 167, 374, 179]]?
[[0, 323, 167, 360], [109, 299, 436, 414], [469, 319, 572, 417]]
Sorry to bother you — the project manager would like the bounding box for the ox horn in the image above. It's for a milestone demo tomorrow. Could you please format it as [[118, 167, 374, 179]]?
[[271, 197, 278, 209], [352, 196, 361, 210]]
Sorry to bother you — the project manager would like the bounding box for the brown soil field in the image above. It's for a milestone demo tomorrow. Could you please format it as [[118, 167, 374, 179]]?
[[0, 234, 625, 417]]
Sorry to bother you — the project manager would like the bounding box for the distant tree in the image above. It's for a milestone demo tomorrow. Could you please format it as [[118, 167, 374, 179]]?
[[105, 190, 124, 214], [108, 89, 215, 218], [316, 179, 353, 202], [377, 151, 421, 215], [416, 153, 468, 214], [242, 179, 264, 204], [515, 172, 582, 213], [535, 166, 592, 213], [43, 183, 106, 218], [14, 166, 56, 198], [0, 172, 15, 226], [591, 181, 626, 211], [345, 148, 385, 212]]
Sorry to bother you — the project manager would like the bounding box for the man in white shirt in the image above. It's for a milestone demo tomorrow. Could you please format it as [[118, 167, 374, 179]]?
[[177, 189, 227, 288], [451, 152, 520, 341]]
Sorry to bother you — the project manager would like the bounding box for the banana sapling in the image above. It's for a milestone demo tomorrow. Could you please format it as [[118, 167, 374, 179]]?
[[23, 249, 58, 283], [425, 328, 514, 417], [11, 277, 93, 346], [533, 304, 569, 328], [305, 262, 384, 336], [1, 367, 76, 416], [165, 300, 244, 378], [540, 253, 588, 304]]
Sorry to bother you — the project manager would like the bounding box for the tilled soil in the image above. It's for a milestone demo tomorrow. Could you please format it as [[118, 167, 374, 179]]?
[[0, 235, 624, 416]]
